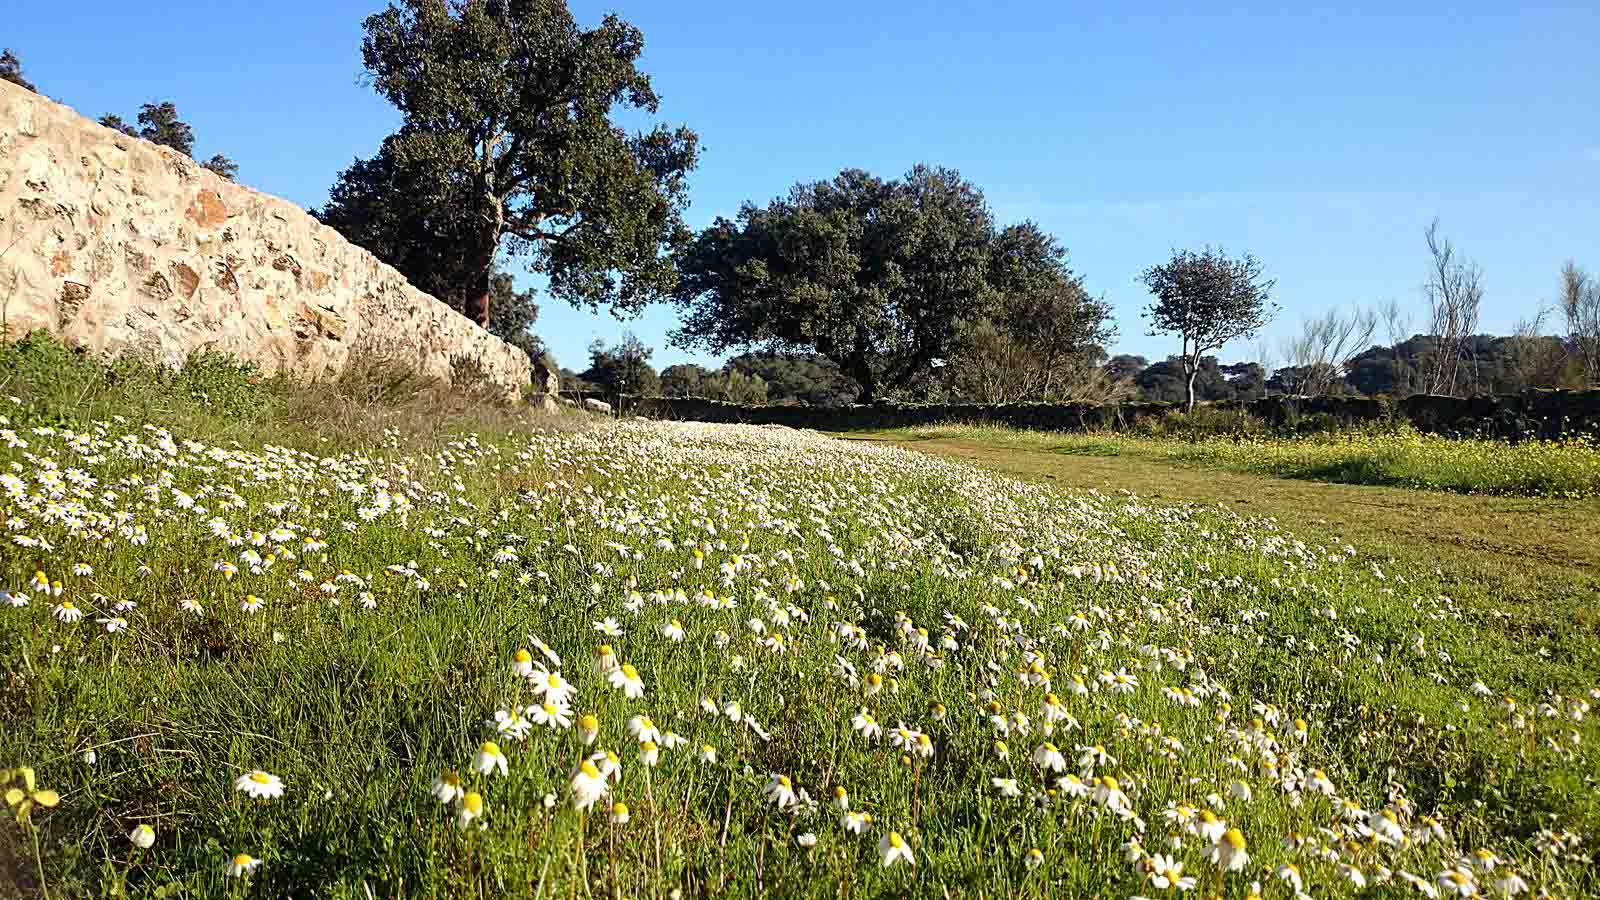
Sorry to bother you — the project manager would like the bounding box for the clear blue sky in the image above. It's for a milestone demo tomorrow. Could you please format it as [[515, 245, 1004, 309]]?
[[10, 1, 1599, 370]]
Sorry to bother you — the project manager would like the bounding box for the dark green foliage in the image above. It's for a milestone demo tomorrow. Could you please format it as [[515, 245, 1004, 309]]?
[[674, 166, 1108, 403], [97, 114, 138, 137], [200, 153, 239, 181], [579, 333, 658, 397], [351, 0, 698, 326], [486, 274, 544, 361], [2, 48, 37, 93], [135, 101, 194, 156], [1134, 356, 1241, 405], [97, 101, 239, 180], [723, 352, 857, 406]]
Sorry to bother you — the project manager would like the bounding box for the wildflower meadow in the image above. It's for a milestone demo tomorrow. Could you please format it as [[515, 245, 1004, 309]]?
[[2, 390, 1597, 898]]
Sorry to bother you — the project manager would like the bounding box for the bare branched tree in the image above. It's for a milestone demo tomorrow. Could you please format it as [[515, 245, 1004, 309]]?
[[1278, 305, 1378, 396], [1561, 261, 1600, 386], [1422, 220, 1483, 396], [1501, 308, 1566, 392], [1375, 298, 1415, 395]]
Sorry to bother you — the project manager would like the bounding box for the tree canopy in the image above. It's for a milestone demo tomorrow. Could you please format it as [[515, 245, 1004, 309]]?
[[97, 102, 238, 181], [1141, 248, 1277, 409], [1, 49, 36, 93], [348, 0, 699, 328], [673, 166, 1109, 402]]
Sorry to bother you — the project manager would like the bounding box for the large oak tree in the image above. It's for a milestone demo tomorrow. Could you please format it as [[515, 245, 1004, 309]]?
[[349, 0, 699, 328], [674, 166, 1110, 403]]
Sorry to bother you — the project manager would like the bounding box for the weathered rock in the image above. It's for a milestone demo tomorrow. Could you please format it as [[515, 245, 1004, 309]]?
[[583, 398, 612, 414], [0, 80, 531, 397]]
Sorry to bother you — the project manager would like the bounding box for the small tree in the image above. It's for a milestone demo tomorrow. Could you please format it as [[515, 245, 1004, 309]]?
[[201, 154, 240, 181], [1, 49, 37, 93], [135, 102, 195, 156], [1140, 248, 1277, 410]]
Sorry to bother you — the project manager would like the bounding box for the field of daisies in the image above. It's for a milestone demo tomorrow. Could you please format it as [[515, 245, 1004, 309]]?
[[3, 363, 1599, 897]]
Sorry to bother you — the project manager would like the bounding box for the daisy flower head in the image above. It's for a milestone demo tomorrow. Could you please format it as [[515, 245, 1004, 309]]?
[[474, 741, 508, 777], [878, 831, 915, 868], [609, 663, 645, 699], [431, 770, 464, 804], [571, 759, 608, 811], [129, 823, 156, 849], [763, 773, 798, 809], [457, 791, 485, 829], [579, 713, 600, 746], [512, 648, 534, 677], [234, 770, 285, 801], [227, 853, 261, 877], [1207, 828, 1250, 872]]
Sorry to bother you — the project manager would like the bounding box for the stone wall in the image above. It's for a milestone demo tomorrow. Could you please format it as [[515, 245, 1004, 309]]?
[[633, 390, 1600, 440], [0, 81, 531, 396]]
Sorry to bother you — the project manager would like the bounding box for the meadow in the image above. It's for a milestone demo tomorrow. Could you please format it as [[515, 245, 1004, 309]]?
[[2, 342, 1598, 898], [895, 422, 1600, 500]]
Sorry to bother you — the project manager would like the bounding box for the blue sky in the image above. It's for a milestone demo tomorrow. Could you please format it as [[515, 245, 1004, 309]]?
[[10, 1, 1599, 370]]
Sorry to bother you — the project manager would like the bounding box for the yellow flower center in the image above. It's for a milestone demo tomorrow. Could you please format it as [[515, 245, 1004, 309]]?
[[233, 853, 254, 866], [888, 832, 904, 848], [597, 644, 613, 657], [250, 772, 271, 784], [621, 663, 639, 680], [641, 741, 657, 752], [1223, 828, 1246, 849], [543, 703, 558, 715], [514, 649, 532, 663], [579, 761, 601, 778], [461, 792, 483, 814], [1101, 776, 1120, 791], [481, 741, 500, 756], [547, 674, 561, 688], [580, 715, 598, 731], [776, 775, 791, 788]]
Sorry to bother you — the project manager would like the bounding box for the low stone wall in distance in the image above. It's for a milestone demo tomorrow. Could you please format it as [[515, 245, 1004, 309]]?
[[631, 390, 1600, 440]]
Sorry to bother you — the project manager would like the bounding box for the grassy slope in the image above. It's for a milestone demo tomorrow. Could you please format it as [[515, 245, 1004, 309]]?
[[841, 430, 1600, 669], [3, 338, 1598, 899]]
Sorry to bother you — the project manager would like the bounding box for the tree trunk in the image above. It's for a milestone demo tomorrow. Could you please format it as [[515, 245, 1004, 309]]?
[[463, 264, 491, 329], [462, 192, 504, 330], [1185, 362, 1199, 412]]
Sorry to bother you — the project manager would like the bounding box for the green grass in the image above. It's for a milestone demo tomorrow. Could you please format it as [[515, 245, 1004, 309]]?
[[3, 343, 1598, 898], [896, 421, 1600, 499]]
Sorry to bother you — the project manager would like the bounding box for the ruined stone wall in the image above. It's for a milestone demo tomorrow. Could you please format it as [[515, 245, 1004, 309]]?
[[0, 81, 532, 395]]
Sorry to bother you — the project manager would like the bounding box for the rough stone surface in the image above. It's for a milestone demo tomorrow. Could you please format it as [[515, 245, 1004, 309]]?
[[0, 81, 531, 396]]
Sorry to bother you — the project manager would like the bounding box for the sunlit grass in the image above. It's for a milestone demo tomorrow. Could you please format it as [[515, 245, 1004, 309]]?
[[1, 358, 1597, 897], [905, 422, 1600, 499]]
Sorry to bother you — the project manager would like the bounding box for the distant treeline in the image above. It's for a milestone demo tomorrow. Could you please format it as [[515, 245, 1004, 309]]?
[[561, 332, 1591, 408]]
